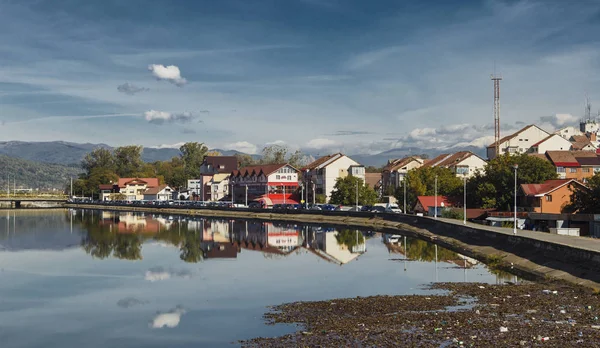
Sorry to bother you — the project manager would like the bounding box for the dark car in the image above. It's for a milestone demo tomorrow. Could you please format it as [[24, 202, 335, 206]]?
[[248, 202, 261, 209], [361, 205, 373, 212], [321, 204, 335, 211], [273, 204, 285, 210], [370, 206, 386, 213]]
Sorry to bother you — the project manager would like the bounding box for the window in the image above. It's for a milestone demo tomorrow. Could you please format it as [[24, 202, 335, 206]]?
[[519, 139, 523, 141], [569, 168, 577, 173], [276, 175, 280, 179], [556, 167, 566, 173], [524, 139, 529, 141], [287, 175, 291, 180], [545, 195, 552, 202], [583, 168, 590, 173]]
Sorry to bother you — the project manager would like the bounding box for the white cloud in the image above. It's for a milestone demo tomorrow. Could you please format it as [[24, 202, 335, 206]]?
[[144, 110, 195, 125], [148, 64, 187, 86], [306, 138, 336, 149], [226, 141, 257, 154], [539, 113, 579, 130], [149, 307, 186, 329], [265, 140, 286, 146]]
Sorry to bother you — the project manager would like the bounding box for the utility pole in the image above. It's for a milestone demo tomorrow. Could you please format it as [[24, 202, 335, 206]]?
[[514, 164, 518, 235], [355, 180, 359, 211], [434, 175, 438, 219], [70, 177, 73, 199], [245, 185, 248, 206], [403, 179, 406, 214], [6, 174, 9, 198], [463, 177, 467, 225]]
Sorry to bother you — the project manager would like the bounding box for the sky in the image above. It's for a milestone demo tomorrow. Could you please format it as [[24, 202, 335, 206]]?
[[0, 0, 599, 155]]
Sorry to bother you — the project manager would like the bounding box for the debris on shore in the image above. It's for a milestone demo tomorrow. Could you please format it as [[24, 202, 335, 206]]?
[[242, 282, 600, 347]]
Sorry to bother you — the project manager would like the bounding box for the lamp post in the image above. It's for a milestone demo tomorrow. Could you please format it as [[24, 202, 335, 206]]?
[[283, 184, 286, 205], [305, 169, 309, 207], [513, 164, 518, 235], [434, 175, 438, 219], [70, 177, 73, 199], [245, 185, 248, 207], [231, 181, 235, 205], [403, 178, 406, 214], [463, 177, 467, 225], [355, 180, 359, 211]]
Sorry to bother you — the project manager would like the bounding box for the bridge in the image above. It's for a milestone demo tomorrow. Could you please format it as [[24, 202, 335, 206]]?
[[0, 197, 67, 208]]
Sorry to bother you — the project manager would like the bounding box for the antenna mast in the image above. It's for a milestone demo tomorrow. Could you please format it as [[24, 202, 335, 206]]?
[[491, 72, 502, 155]]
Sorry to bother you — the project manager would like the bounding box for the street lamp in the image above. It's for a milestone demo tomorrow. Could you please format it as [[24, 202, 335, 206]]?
[[513, 164, 518, 235], [403, 178, 407, 214], [245, 184, 248, 206], [305, 169, 309, 207], [283, 184, 286, 205], [355, 180, 359, 211], [434, 175, 438, 219], [463, 177, 467, 225]]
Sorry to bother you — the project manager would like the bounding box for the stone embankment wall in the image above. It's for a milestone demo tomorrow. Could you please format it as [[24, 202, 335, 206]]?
[[68, 204, 600, 289]]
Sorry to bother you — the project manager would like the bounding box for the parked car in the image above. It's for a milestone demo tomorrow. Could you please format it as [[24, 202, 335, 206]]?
[[248, 202, 262, 209], [309, 204, 322, 211], [370, 206, 386, 213], [321, 204, 336, 211], [272, 204, 285, 210], [361, 205, 373, 212], [385, 204, 402, 213], [386, 234, 401, 244]]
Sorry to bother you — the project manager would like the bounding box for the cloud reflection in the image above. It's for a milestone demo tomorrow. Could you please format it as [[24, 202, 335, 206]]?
[[144, 267, 192, 281], [149, 307, 186, 329]]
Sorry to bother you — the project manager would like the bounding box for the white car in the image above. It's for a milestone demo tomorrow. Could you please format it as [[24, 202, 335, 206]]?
[[385, 204, 402, 213]]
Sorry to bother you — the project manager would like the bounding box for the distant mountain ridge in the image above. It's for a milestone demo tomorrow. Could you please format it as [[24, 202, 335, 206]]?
[[0, 140, 487, 168], [0, 141, 247, 166]]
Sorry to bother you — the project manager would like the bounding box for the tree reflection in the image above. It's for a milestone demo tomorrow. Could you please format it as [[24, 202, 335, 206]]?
[[335, 229, 365, 249], [404, 238, 458, 262]]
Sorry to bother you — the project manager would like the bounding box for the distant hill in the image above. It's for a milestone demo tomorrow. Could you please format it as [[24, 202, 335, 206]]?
[[349, 145, 486, 167], [0, 141, 246, 166], [0, 154, 83, 190]]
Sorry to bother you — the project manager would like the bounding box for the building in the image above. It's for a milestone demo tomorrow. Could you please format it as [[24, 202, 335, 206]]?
[[381, 156, 425, 193], [555, 126, 583, 140], [545, 151, 599, 182], [99, 178, 160, 201], [529, 134, 573, 154], [423, 151, 486, 178], [521, 179, 587, 214], [486, 125, 550, 160], [413, 196, 452, 216], [230, 163, 300, 206], [570, 134, 597, 152], [206, 173, 231, 201], [188, 156, 238, 201], [364, 173, 382, 197], [143, 185, 173, 201], [303, 153, 364, 203]]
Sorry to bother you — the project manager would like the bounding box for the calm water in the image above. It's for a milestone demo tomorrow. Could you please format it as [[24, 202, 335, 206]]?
[[0, 209, 510, 347]]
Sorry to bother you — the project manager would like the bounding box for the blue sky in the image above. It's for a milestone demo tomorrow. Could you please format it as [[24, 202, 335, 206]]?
[[0, 0, 599, 155]]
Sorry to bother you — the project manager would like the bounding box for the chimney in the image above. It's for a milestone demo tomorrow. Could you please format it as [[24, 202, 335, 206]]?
[[591, 132, 597, 142]]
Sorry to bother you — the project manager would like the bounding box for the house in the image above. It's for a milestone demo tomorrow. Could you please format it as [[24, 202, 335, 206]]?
[[143, 185, 172, 201], [423, 151, 486, 178], [364, 173, 382, 197], [529, 134, 573, 154], [230, 163, 300, 206], [99, 178, 160, 201], [303, 153, 364, 203], [570, 134, 597, 152], [413, 196, 452, 216], [544, 151, 598, 181], [486, 125, 550, 160], [520, 179, 587, 214], [188, 156, 239, 201], [381, 156, 425, 193], [555, 125, 583, 140], [205, 173, 231, 201]]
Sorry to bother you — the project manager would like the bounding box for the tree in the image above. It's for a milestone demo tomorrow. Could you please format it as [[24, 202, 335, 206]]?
[[206, 150, 222, 156], [315, 194, 327, 204], [335, 229, 365, 249], [329, 176, 378, 206], [179, 142, 208, 179], [401, 166, 462, 210], [235, 153, 255, 168], [81, 147, 115, 175], [259, 144, 306, 168], [114, 145, 144, 177], [472, 153, 557, 211], [566, 173, 599, 213], [365, 166, 383, 173]]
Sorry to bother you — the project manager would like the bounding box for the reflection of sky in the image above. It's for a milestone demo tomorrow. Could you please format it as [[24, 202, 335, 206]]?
[[0, 211, 500, 348]]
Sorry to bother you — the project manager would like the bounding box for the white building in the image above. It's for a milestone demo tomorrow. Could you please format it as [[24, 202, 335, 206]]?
[[555, 126, 583, 140], [207, 174, 231, 201], [529, 134, 573, 154], [304, 153, 364, 203], [424, 151, 487, 178], [382, 156, 425, 192], [486, 125, 550, 160], [143, 185, 173, 201]]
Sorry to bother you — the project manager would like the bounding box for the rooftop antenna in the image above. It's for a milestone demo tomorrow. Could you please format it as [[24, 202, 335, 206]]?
[[491, 63, 502, 156], [585, 95, 592, 121]]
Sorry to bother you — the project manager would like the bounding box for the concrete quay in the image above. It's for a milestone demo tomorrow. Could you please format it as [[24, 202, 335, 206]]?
[[68, 203, 600, 289]]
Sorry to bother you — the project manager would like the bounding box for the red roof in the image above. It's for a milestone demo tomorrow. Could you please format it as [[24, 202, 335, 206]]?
[[416, 196, 451, 209], [117, 178, 159, 188], [520, 179, 582, 196], [99, 184, 114, 190]]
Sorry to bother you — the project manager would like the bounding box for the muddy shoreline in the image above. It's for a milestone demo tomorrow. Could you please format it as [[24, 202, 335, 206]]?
[[241, 282, 600, 347]]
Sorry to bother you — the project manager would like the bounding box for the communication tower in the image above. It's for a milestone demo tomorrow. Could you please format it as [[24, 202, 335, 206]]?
[[491, 73, 503, 155]]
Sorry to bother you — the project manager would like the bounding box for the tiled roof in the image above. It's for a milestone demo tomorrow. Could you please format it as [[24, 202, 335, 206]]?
[[144, 185, 169, 195], [521, 179, 582, 196], [384, 156, 422, 171], [434, 151, 479, 167], [364, 173, 381, 188], [422, 153, 451, 167], [571, 135, 590, 143], [304, 153, 344, 170], [486, 124, 545, 148], [416, 196, 452, 209], [118, 178, 159, 188], [232, 164, 294, 177], [99, 184, 115, 190], [576, 156, 600, 166], [545, 151, 579, 167], [202, 156, 238, 174]]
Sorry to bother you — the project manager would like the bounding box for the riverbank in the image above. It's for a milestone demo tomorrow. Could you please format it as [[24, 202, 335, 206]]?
[[67, 204, 600, 289], [241, 281, 600, 347]]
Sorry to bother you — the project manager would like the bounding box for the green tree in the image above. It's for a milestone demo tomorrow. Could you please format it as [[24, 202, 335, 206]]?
[[235, 153, 255, 168], [401, 167, 462, 210], [472, 153, 557, 211], [365, 166, 383, 173], [329, 176, 378, 206], [335, 229, 365, 249], [315, 194, 327, 204], [259, 145, 305, 168], [114, 145, 144, 177], [81, 147, 115, 176], [179, 142, 208, 179], [566, 173, 599, 213]]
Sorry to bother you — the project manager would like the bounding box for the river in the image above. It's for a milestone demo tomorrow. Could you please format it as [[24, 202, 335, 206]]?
[[0, 209, 514, 347]]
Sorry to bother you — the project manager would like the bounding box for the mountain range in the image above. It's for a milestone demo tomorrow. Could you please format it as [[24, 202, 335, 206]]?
[[0, 140, 486, 167]]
